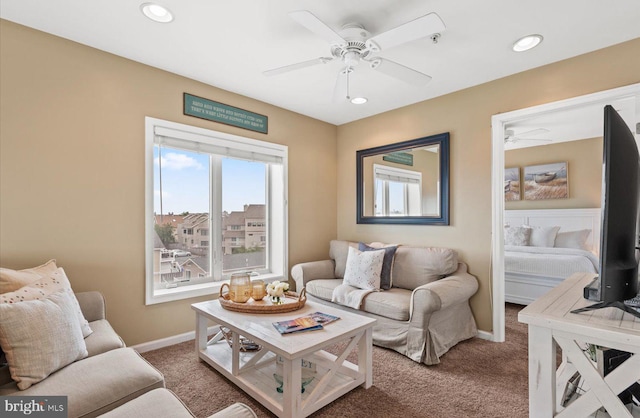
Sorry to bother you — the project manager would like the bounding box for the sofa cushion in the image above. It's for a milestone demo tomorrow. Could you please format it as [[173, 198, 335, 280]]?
[[0, 291, 88, 390], [343, 246, 384, 290], [359, 243, 398, 290], [0, 347, 165, 418], [0, 259, 58, 294], [97, 388, 194, 418], [84, 319, 125, 357], [361, 288, 411, 321], [0, 268, 93, 338], [392, 246, 458, 290], [329, 240, 357, 279], [305, 279, 343, 302]]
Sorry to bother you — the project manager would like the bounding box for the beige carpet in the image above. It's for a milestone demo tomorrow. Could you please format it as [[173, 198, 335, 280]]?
[[141, 304, 529, 418]]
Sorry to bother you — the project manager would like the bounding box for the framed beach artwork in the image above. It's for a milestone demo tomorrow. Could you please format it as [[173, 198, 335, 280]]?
[[523, 162, 568, 200], [504, 167, 521, 201]]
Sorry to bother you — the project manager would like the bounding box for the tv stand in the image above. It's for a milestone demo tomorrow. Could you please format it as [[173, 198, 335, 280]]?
[[519, 273, 640, 417]]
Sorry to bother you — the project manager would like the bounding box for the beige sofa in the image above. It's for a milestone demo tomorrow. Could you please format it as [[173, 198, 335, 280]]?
[[291, 240, 479, 365], [0, 291, 255, 418]]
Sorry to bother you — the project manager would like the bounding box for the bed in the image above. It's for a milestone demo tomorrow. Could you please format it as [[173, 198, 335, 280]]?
[[504, 208, 601, 305]]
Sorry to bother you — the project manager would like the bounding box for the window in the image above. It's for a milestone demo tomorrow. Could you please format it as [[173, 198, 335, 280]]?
[[145, 117, 288, 304], [373, 164, 422, 216]]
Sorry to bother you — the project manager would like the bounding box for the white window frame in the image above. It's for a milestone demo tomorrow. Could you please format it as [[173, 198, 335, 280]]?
[[373, 164, 422, 216], [145, 117, 288, 305]]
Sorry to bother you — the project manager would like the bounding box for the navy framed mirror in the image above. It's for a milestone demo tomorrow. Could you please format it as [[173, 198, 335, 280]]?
[[356, 132, 450, 225]]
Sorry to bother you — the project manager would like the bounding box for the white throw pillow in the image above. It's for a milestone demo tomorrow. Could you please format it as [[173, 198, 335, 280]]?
[[343, 246, 385, 290], [526, 226, 561, 247], [0, 290, 88, 390], [555, 229, 592, 250], [504, 226, 532, 246], [0, 268, 93, 338]]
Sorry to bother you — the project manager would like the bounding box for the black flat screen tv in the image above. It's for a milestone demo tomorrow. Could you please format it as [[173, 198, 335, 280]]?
[[571, 105, 640, 318]]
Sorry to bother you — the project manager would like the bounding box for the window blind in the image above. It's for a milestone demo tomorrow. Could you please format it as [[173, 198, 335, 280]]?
[[154, 126, 284, 165]]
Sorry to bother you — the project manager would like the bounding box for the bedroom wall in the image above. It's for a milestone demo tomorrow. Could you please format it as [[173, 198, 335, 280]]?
[[336, 38, 640, 333], [0, 20, 338, 346], [505, 137, 603, 210]]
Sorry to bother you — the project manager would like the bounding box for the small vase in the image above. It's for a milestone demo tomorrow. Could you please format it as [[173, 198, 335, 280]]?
[[270, 295, 283, 305]]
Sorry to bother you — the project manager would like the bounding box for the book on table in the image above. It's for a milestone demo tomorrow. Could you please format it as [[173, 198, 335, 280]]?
[[272, 312, 340, 334]]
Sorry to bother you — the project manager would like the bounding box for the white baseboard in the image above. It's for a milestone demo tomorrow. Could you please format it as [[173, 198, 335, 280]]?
[[476, 330, 495, 341], [132, 325, 220, 353]]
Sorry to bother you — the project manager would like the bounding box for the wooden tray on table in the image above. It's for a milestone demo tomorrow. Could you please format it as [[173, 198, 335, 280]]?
[[218, 283, 306, 314]]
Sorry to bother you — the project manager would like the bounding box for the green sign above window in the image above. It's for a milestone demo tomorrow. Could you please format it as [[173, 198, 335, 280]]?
[[183, 93, 268, 134], [383, 152, 413, 166]]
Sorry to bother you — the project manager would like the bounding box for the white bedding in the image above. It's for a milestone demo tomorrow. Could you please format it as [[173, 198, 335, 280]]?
[[505, 245, 599, 279]]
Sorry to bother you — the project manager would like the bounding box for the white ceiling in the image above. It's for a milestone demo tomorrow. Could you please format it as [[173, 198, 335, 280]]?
[[1, 0, 640, 126]]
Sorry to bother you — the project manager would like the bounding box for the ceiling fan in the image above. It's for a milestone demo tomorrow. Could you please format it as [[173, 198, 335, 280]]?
[[263, 10, 446, 101], [504, 128, 553, 145]]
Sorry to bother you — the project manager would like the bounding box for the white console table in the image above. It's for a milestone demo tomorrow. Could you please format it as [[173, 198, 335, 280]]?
[[518, 272, 640, 417]]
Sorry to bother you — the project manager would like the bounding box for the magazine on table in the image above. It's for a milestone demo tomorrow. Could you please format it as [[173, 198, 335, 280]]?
[[308, 311, 340, 325], [272, 312, 340, 334]]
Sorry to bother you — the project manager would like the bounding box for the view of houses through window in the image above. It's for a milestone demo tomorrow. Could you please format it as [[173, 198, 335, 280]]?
[[152, 146, 267, 291]]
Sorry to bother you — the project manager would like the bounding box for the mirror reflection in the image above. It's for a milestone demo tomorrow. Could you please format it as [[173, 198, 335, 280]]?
[[362, 145, 440, 216], [356, 133, 449, 225]]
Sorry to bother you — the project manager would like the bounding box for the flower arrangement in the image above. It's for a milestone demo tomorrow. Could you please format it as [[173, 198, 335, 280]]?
[[266, 280, 289, 304]]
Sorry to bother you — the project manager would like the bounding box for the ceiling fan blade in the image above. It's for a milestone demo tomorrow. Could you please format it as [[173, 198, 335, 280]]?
[[370, 58, 432, 86], [288, 10, 347, 47], [366, 12, 445, 52], [263, 57, 333, 76]]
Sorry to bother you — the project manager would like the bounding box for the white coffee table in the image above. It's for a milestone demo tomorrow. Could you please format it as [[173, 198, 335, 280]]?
[[192, 299, 376, 418]]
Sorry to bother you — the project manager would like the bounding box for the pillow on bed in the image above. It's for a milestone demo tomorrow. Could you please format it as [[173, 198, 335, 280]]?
[[504, 226, 532, 246], [555, 229, 592, 250], [526, 226, 561, 247]]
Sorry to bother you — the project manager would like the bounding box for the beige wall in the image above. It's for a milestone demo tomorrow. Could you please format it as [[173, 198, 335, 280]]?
[[0, 20, 337, 345], [336, 38, 640, 332], [505, 137, 603, 210]]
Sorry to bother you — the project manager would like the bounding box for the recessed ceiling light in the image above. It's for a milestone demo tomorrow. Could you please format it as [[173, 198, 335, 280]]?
[[512, 34, 543, 52], [140, 3, 174, 23], [351, 97, 368, 105]]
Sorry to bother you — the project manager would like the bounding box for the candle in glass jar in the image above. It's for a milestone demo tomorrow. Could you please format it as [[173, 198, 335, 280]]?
[[251, 280, 266, 301]]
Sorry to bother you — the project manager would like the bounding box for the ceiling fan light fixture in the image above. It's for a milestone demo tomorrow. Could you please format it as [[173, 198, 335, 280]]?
[[351, 97, 368, 105], [140, 3, 173, 23], [512, 34, 543, 52]]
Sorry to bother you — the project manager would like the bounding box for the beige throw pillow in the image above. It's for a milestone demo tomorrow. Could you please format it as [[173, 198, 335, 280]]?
[[0, 290, 88, 390], [0, 268, 93, 338], [0, 259, 58, 294], [343, 246, 385, 290]]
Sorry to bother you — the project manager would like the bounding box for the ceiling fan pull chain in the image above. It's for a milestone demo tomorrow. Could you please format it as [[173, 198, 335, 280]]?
[[346, 66, 351, 100]]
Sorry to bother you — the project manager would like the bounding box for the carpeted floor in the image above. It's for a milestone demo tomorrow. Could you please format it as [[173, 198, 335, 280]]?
[[141, 304, 529, 418]]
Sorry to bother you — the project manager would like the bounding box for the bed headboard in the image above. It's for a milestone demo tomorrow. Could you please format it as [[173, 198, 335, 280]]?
[[505, 208, 601, 255]]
